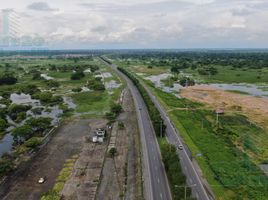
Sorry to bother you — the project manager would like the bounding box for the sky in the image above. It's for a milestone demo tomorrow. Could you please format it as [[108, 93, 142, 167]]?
[[1, 0, 268, 49]]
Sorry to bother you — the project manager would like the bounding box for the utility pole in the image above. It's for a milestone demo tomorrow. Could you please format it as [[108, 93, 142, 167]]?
[[175, 184, 197, 200], [160, 119, 163, 138]]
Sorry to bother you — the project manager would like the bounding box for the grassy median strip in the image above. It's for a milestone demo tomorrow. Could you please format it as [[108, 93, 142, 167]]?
[[117, 66, 194, 200]]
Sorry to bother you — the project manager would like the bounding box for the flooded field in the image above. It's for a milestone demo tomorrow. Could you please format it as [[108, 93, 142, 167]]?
[[143, 72, 268, 99]]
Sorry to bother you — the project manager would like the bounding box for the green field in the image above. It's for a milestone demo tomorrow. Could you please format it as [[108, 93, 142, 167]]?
[[146, 83, 268, 200], [185, 66, 268, 84], [72, 91, 110, 115]]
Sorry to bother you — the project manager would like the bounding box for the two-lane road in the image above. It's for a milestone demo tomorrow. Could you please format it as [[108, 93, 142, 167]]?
[[101, 59, 172, 200]]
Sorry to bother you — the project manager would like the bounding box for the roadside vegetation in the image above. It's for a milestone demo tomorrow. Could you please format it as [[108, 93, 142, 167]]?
[[114, 51, 268, 199], [118, 66, 194, 200]]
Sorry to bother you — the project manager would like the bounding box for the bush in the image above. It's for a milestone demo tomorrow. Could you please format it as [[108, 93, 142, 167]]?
[[32, 92, 63, 105], [46, 80, 60, 88], [24, 137, 42, 148], [12, 124, 33, 141], [71, 71, 85, 80], [0, 73, 17, 85], [0, 118, 7, 131], [72, 87, 82, 92], [0, 158, 14, 177]]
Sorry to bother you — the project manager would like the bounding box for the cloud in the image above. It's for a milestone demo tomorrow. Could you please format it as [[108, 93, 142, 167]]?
[[2, 0, 268, 48], [27, 2, 58, 11]]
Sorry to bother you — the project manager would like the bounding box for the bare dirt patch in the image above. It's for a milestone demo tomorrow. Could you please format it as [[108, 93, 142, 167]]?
[[96, 89, 143, 200], [60, 119, 108, 200], [181, 85, 268, 129], [1, 118, 91, 200]]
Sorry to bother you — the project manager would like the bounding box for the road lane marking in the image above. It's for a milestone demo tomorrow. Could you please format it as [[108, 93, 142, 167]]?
[[160, 193, 163, 199], [158, 178, 160, 183]]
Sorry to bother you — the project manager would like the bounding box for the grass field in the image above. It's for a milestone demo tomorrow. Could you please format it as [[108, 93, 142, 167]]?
[[185, 65, 268, 84], [146, 84, 268, 200]]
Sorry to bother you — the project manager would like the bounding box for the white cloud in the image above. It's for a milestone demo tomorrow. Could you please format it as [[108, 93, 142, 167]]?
[[1, 0, 268, 48]]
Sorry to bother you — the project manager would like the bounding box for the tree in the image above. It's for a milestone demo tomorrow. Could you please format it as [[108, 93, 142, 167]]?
[[0, 73, 17, 85], [111, 103, 122, 115], [24, 137, 42, 148], [46, 80, 60, 88], [12, 124, 33, 141], [109, 147, 117, 157], [26, 117, 52, 133], [0, 118, 7, 131], [170, 66, 180, 76], [71, 71, 85, 80], [21, 84, 40, 95], [179, 77, 195, 87]]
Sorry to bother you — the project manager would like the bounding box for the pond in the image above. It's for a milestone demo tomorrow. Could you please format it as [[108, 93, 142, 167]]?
[[105, 80, 121, 90], [10, 93, 39, 105], [0, 93, 64, 158], [0, 133, 13, 157], [63, 97, 77, 109], [143, 73, 182, 97], [143, 73, 268, 99], [205, 83, 268, 98], [40, 74, 54, 80]]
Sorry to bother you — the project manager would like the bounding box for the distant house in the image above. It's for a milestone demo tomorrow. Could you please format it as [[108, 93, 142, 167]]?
[[215, 108, 224, 114]]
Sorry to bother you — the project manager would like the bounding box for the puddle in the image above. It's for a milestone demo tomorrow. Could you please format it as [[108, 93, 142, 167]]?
[[95, 72, 112, 79], [81, 87, 91, 92], [10, 93, 40, 105], [63, 97, 77, 109], [41, 74, 54, 80], [259, 164, 268, 177], [205, 83, 268, 98], [105, 80, 121, 90], [0, 133, 13, 157], [144, 73, 182, 97], [84, 68, 91, 73]]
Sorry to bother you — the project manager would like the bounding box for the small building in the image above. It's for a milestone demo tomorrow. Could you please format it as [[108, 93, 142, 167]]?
[[215, 108, 224, 115], [96, 128, 105, 137]]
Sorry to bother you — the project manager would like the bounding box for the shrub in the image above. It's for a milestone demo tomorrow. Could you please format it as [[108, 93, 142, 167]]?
[[24, 137, 42, 148], [0, 73, 17, 85], [71, 71, 85, 80]]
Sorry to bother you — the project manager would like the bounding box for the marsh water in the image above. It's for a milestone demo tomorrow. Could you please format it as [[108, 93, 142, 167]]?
[[143, 73, 268, 98], [0, 93, 77, 157]]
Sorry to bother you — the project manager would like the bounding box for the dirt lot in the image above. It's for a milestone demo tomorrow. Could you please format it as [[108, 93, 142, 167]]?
[[96, 89, 143, 200], [60, 119, 108, 200], [0, 118, 95, 200], [181, 85, 268, 129]]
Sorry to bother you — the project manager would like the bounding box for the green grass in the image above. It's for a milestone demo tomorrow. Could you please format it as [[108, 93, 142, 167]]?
[[185, 66, 268, 84], [226, 90, 250, 95], [143, 81, 268, 200], [71, 91, 110, 115]]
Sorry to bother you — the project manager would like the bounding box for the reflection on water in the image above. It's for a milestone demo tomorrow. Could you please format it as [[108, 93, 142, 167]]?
[[0, 134, 13, 157], [206, 83, 268, 98], [0, 93, 65, 158], [41, 74, 54, 80], [10, 93, 39, 105], [63, 97, 77, 109], [105, 80, 121, 90]]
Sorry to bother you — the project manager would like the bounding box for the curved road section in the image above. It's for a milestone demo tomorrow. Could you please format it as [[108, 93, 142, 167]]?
[[101, 58, 172, 200]]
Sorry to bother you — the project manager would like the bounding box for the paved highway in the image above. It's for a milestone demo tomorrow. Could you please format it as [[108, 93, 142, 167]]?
[[101, 59, 172, 200], [141, 82, 214, 200], [101, 57, 213, 200]]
